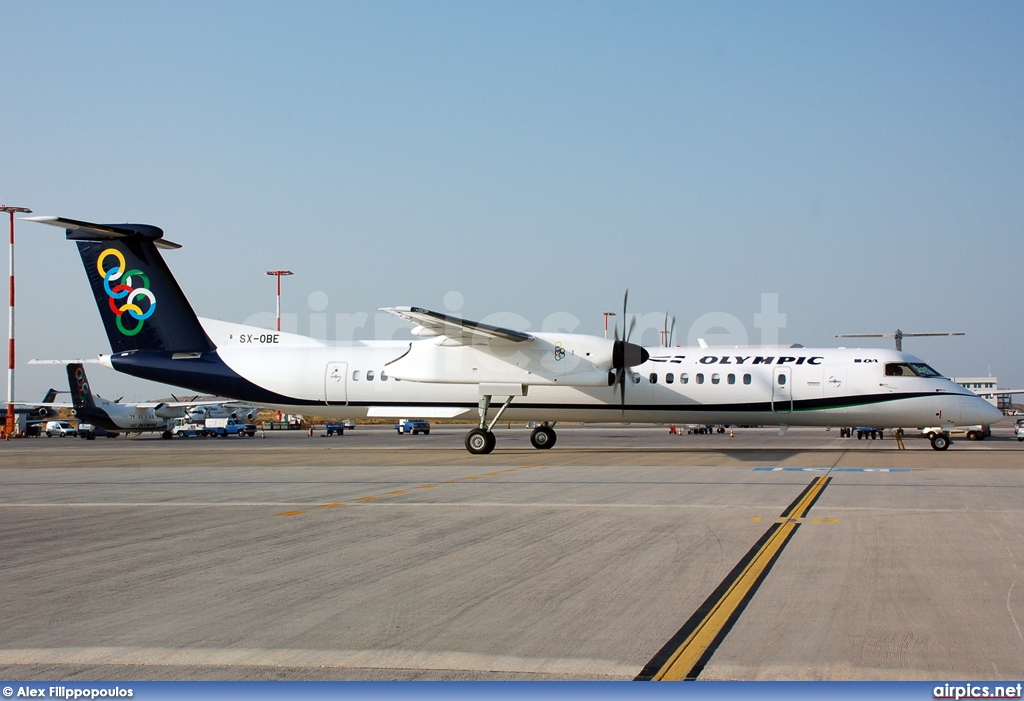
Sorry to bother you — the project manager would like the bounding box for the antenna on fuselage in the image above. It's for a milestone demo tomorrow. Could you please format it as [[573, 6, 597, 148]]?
[[834, 329, 964, 352]]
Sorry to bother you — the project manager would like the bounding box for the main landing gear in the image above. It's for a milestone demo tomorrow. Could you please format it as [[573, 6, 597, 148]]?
[[462, 393, 558, 455], [530, 424, 556, 449], [464, 393, 514, 455]]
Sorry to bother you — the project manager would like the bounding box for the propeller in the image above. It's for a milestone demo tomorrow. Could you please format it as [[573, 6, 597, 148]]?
[[662, 312, 676, 347], [611, 290, 650, 413]]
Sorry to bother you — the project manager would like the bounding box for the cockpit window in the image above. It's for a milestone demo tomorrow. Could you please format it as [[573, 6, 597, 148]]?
[[885, 362, 944, 378], [908, 362, 943, 378]]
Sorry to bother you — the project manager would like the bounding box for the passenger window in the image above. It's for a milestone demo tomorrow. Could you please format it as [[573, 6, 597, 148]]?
[[743, 373, 751, 385], [777, 373, 786, 386], [366, 370, 375, 381], [680, 373, 689, 384], [711, 373, 720, 385], [666, 373, 674, 384], [728, 373, 735, 385], [632, 372, 641, 384], [696, 373, 704, 384], [352, 370, 361, 381], [649, 373, 658, 384], [380, 372, 388, 381]]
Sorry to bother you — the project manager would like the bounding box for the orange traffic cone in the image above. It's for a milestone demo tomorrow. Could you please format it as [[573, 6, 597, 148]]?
[[729, 428, 735, 438]]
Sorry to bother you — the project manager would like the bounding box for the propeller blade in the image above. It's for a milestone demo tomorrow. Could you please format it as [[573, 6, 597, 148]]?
[[626, 315, 637, 344]]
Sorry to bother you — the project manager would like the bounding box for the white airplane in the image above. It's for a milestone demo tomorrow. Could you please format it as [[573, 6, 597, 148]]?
[[26, 215, 1003, 453], [58, 362, 258, 438]]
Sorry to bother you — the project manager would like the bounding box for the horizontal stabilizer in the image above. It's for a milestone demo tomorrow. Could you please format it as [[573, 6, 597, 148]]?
[[29, 358, 102, 365], [24, 216, 181, 249]]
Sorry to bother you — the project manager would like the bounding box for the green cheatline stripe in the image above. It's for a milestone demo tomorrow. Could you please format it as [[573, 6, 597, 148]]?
[[636, 475, 832, 681]]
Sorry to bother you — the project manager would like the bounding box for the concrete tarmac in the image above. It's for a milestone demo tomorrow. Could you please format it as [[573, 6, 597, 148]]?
[[2, 424, 1023, 680]]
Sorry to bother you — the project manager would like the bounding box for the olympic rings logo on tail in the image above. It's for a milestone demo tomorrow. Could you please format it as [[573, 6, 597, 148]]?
[[74, 366, 90, 402], [97, 248, 157, 337]]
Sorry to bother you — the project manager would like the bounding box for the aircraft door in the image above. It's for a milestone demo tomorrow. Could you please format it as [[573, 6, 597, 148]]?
[[325, 362, 348, 405], [772, 367, 792, 413]]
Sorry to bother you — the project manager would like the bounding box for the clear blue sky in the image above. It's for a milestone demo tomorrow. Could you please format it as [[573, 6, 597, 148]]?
[[3, 1, 1023, 401]]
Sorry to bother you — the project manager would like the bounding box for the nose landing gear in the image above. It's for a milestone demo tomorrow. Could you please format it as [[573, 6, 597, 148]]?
[[930, 432, 951, 451]]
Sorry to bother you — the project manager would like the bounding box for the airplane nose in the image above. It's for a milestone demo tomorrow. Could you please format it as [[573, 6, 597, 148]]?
[[965, 396, 1005, 425]]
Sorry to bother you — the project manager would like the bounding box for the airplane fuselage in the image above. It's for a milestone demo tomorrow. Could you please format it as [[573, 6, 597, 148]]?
[[98, 318, 999, 431]]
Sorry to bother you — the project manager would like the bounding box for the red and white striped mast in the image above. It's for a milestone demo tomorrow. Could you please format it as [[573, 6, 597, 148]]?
[[266, 270, 293, 332], [1, 205, 31, 438]]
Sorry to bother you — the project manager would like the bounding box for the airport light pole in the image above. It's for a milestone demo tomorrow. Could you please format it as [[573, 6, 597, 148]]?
[[603, 312, 616, 339], [2, 205, 31, 437], [266, 270, 293, 332]]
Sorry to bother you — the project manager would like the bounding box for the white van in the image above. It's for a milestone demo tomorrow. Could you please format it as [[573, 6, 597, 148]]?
[[44, 420, 77, 438]]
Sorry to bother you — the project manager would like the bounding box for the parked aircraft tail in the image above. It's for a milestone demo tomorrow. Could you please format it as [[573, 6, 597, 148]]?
[[67, 363, 97, 411], [27, 217, 215, 355]]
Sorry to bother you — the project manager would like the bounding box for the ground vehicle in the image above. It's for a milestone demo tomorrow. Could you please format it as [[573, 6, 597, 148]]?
[[77, 423, 120, 439], [395, 418, 430, 435], [205, 417, 257, 437], [1015, 418, 1024, 442], [854, 427, 884, 440], [44, 420, 77, 438], [921, 425, 991, 441], [342, 419, 356, 429], [171, 419, 208, 437], [324, 421, 345, 436]]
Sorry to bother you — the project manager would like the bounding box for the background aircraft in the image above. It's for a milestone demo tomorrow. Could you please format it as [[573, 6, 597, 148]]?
[[64, 363, 257, 439], [0, 389, 65, 429]]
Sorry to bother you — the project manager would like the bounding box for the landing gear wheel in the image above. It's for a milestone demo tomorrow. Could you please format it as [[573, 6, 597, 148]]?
[[465, 428, 496, 455], [530, 426, 556, 450], [930, 433, 950, 451], [161, 431, 173, 439]]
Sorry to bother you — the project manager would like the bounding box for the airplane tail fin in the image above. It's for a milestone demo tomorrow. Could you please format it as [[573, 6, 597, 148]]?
[[27, 217, 215, 355], [41, 388, 59, 404], [67, 363, 97, 411]]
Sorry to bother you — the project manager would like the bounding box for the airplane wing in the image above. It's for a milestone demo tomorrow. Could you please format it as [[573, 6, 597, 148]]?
[[135, 400, 253, 409], [380, 307, 532, 344], [973, 389, 1024, 396], [8, 401, 73, 410]]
